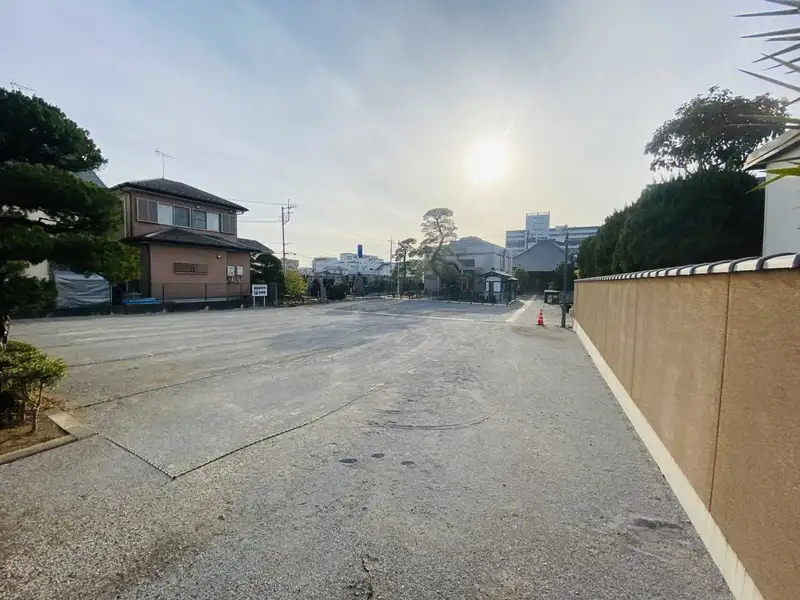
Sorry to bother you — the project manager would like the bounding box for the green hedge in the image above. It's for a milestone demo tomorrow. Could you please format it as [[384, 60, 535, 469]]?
[[327, 283, 349, 301]]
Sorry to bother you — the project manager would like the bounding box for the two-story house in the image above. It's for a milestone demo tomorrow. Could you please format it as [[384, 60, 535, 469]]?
[[112, 178, 268, 302]]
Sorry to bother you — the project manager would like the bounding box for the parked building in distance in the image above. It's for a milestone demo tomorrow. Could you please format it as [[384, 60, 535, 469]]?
[[112, 178, 270, 302], [744, 130, 800, 255], [312, 253, 390, 276], [283, 258, 300, 270], [505, 211, 599, 254], [424, 236, 512, 293]]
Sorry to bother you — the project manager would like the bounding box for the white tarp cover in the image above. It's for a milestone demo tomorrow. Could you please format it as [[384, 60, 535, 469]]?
[[53, 270, 110, 309]]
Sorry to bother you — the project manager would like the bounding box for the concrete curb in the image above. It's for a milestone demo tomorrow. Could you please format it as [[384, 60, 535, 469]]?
[[0, 409, 95, 467], [46, 408, 95, 439], [0, 434, 75, 466]]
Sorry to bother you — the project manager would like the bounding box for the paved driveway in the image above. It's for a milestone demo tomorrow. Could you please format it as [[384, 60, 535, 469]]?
[[0, 300, 729, 599]]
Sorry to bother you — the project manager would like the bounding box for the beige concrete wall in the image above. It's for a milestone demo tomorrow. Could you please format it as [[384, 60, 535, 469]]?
[[631, 276, 728, 507], [575, 270, 800, 600], [710, 271, 800, 600], [603, 282, 637, 394]]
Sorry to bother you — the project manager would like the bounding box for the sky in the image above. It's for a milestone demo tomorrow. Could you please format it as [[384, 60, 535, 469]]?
[[0, 0, 790, 265]]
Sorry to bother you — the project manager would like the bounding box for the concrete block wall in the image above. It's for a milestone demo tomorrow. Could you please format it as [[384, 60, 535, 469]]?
[[573, 256, 800, 600]]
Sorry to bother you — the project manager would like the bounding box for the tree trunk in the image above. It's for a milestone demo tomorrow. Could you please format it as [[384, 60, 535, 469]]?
[[30, 383, 43, 434], [0, 313, 9, 351]]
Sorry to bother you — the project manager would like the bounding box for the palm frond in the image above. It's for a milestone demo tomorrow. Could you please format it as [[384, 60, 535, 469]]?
[[739, 69, 800, 94], [737, 8, 800, 17], [754, 41, 800, 63]]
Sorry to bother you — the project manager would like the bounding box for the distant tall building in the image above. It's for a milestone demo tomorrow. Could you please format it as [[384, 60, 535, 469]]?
[[525, 212, 551, 242], [505, 211, 599, 255], [312, 252, 391, 276]]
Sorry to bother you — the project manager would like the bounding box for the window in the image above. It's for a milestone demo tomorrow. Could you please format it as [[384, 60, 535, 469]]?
[[460, 259, 475, 267], [192, 210, 207, 230], [173, 206, 190, 228], [136, 198, 158, 223], [207, 212, 220, 232], [174, 262, 208, 275], [157, 203, 173, 225], [220, 213, 235, 234]]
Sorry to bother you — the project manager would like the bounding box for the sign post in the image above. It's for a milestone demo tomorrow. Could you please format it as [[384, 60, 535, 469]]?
[[251, 284, 269, 308]]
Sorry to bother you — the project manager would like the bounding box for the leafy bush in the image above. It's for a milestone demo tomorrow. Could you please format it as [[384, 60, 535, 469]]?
[[0, 340, 67, 431], [327, 283, 349, 301]]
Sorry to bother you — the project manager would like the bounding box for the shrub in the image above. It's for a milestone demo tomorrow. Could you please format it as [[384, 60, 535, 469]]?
[[0, 340, 67, 431], [327, 283, 349, 301]]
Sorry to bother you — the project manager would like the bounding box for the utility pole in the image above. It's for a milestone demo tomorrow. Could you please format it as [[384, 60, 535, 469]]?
[[561, 226, 570, 328], [280, 199, 298, 271], [389, 238, 396, 297]]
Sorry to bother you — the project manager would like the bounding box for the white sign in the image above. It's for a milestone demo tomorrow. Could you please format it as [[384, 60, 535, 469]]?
[[251, 284, 269, 297]]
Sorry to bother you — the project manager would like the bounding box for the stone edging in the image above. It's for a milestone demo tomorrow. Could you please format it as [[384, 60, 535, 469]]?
[[0, 409, 95, 467]]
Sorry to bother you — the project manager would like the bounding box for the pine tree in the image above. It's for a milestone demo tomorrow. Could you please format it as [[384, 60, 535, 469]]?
[[0, 88, 139, 347]]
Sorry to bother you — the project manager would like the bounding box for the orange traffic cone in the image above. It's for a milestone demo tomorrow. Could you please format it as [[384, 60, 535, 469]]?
[[537, 308, 545, 326]]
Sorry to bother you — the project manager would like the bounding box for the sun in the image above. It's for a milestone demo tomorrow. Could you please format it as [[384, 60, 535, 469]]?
[[466, 138, 509, 184]]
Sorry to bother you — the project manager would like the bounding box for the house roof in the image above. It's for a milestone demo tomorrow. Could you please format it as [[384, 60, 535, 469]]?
[[481, 269, 517, 280], [125, 227, 257, 252], [743, 129, 800, 170], [512, 240, 566, 272], [237, 238, 273, 254], [111, 178, 248, 212], [75, 170, 107, 188]]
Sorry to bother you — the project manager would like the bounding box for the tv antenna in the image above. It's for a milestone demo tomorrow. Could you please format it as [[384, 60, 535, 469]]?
[[9, 81, 36, 94], [155, 148, 175, 179]]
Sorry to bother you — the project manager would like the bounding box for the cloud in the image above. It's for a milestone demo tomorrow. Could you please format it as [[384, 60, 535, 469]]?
[[0, 0, 785, 263]]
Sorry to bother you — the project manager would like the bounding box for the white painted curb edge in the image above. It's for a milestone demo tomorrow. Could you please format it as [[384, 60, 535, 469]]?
[[574, 320, 765, 600]]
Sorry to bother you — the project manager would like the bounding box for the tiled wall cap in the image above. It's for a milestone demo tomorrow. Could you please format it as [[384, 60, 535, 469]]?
[[708, 260, 735, 274], [577, 252, 799, 281]]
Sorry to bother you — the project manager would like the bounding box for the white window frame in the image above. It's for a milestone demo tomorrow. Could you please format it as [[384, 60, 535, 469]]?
[[157, 203, 173, 226]]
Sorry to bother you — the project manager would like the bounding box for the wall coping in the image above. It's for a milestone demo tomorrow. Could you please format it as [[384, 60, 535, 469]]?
[[578, 252, 800, 281]]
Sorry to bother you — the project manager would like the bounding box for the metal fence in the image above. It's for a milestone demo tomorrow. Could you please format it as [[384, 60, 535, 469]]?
[[148, 282, 248, 303], [350, 289, 514, 305]]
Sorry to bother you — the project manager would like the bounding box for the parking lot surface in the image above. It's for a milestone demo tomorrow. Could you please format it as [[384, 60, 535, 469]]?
[[1, 300, 729, 599]]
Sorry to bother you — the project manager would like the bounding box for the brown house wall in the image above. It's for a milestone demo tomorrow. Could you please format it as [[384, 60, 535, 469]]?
[[146, 245, 250, 300], [574, 271, 800, 600], [118, 189, 239, 240]]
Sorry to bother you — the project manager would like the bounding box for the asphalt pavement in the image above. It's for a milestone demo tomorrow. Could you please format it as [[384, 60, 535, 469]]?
[[0, 299, 730, 599]]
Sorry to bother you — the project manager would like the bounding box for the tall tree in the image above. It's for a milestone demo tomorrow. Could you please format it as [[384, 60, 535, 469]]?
[[412, 208, 459, 283], [575, 236, 598, 279], [392, 238, 417, 281], [251, 252, 283, 285], [612, 171, 764, 273], [553, 261, 577, 292], [512, 266, 532, 293], [590, 206, 634, 276], [644, 86, 787, 173], [0, 88, 139, 347]]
